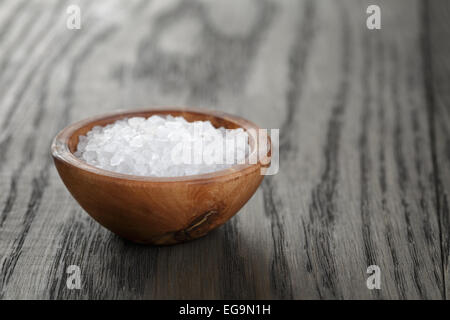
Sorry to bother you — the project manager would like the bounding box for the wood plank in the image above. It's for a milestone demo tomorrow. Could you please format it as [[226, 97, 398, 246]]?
[[427, 0, 450, 299], [0, 0, 445, 299]]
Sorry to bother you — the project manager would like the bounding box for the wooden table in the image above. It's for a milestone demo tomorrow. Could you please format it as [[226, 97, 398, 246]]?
[[0, 0, 449, 299]]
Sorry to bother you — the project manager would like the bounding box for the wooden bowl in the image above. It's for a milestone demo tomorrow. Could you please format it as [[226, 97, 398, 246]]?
[[51, 108, 270, 245]]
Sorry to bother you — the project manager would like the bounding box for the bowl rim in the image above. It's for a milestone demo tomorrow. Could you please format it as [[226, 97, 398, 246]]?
[[51, 107, 270, 183]]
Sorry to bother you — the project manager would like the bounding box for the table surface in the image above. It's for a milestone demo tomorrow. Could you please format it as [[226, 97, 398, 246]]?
[[0, 0, 449, 299]]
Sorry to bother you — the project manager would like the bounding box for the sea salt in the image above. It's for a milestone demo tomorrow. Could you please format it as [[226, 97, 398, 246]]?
[[74, 115, 249, 177]]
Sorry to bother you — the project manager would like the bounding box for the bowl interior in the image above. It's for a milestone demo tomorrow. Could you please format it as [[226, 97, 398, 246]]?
[[58, 109, 264, 182], [67, 110, 251, 153]]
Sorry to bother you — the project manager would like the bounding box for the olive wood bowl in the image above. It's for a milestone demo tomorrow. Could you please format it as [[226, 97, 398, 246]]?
[[51, 108, 270, 245]]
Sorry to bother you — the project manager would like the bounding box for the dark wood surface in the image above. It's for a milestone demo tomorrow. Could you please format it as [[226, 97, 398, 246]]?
[[0, 0, 448, 299]]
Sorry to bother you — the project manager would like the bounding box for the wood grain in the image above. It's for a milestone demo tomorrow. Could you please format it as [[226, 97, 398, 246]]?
[[0, 0, 447, 299], [426, 0, 450, 299]]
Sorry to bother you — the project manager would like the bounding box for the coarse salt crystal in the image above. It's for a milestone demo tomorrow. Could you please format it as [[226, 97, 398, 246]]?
[[75, 115, 249, 177]]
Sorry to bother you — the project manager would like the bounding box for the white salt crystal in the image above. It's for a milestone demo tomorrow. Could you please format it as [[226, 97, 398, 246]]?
[[75, 115, 249, 177]]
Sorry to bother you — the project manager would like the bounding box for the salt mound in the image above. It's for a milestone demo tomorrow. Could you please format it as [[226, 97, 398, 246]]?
[[74, 115, 249, 177]]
